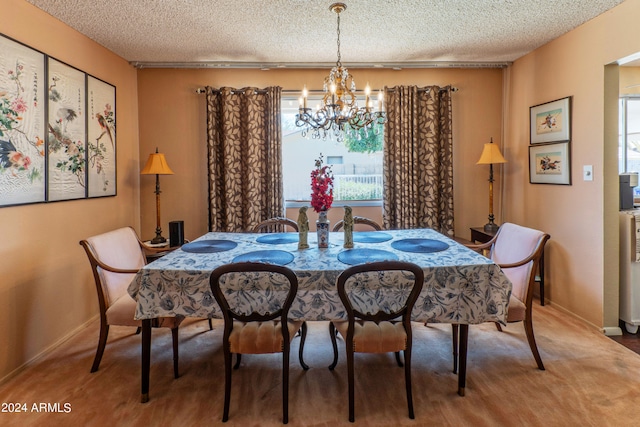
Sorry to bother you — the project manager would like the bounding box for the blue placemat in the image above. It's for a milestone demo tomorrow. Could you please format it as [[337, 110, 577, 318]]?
[[390, 238, 449, 253], [256, 233, 298, 244], [232, 250, 294, 265], [181, 240, 238, 253], [337, 248, 399, 265], [352, 231, 393, 243]]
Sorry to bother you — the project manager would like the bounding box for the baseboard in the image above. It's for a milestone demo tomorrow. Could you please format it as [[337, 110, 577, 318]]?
[[0, 315, 98, 386], [603, 326, 624, 336], [540, 301, 619, 335]]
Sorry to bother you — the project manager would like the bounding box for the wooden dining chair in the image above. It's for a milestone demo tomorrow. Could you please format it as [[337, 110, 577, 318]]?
[[456, 222, 550, 371], [332, 216, 382, 232], [209, 262, 308, 424], [252, 217, 299, 233], [79, 226, 183, 377], [328, 260, 424, 422]]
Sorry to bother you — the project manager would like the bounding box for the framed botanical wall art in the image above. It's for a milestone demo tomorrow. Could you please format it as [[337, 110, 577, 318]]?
[[529, 142, 571, 185], [530, 96, 571, 144], [87, 75, 116, 197], [47, 58, 87, 201], [0, 34, 46, 207]]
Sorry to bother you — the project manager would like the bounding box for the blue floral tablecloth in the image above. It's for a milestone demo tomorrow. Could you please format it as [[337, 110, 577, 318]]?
[[128, 229, 512, 324]]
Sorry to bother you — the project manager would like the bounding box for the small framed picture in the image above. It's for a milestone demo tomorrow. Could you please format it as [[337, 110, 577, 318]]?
[[530, 96, 571, 144], [529, 142, 571, 185]]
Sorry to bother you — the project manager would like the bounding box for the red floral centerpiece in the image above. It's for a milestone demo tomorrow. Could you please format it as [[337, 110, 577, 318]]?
[[310, 154, 334, 213], [310, 154, 333, 248]]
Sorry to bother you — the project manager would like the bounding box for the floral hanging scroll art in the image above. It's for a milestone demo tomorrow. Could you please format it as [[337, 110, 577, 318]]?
[[87, 75, 116, 197], [47, 58, 87, 201], [0, 35, 46, 207]]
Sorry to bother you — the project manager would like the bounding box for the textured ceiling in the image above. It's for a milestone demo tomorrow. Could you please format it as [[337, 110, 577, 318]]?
[[25, 0, 625, 68]]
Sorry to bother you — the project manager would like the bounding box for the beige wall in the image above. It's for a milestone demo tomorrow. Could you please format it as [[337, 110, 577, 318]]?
[[0, 0, 140, 380], [504, 0, 640, 330], [137, 68, 505, 241]]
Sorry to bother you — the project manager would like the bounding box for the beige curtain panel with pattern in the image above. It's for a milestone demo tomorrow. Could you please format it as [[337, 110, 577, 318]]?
[[383, 85, 454, 235], [205, 86, 284, 232]]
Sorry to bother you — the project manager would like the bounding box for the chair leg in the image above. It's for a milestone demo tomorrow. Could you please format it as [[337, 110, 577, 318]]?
[[135, 326, 142, 335], [495, 322, 503, 332], [347, 344, 355, 422], [523, 316, 545, 370], [91, 323, 109, 373], [451, 324, 459, 374], [233, 353, 241, 370], [328, 322, 339, 370], [208, 318, 213, 330], [395, 351, 404, 367], [283, 342, 290, 424], [298, 321, 309, 370], [404, 348, 415, 419], [171, 327, 179, 379], [222, 347, 232, 422]]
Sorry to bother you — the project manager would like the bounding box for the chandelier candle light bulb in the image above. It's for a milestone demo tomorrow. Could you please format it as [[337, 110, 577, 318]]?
[[365, 84, 371, 111]]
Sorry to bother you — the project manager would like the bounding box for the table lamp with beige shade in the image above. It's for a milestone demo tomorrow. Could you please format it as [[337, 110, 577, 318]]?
[[476, 138, 507, 233], [141, 148, 174, 244]]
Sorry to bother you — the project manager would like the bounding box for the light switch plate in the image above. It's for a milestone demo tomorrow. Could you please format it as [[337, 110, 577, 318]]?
[[583, 165, 593, 181]]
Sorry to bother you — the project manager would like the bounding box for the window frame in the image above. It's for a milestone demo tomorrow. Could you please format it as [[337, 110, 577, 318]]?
[[281, 94, 384, 209]]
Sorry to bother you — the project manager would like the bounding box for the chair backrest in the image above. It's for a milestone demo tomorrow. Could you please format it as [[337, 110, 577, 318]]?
[[252, 217, 299, 233], [332, 216, 382, 232], [490, 223, 550, 304], [336, 261, 424, 325], [80, 227, 146, 309], [210, 262, 298, 326]]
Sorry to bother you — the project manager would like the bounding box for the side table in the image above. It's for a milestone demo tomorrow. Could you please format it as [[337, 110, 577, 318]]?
[[143, 240, 171, 262], [470, 227, 496, 244], [470, 226, 546, 306]]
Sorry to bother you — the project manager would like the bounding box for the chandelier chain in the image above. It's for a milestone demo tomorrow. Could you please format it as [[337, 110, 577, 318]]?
[[336, 12, 341, 66]]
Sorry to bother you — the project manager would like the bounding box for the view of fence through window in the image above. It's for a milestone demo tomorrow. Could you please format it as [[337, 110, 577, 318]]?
[[281, 96, 383, 203]]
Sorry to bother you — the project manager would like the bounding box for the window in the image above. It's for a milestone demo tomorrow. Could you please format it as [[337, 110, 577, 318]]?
[[619, 96, 640, 197], [281, 96, 383, 205]]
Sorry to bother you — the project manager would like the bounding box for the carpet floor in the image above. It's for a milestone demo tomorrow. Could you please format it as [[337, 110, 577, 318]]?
[[1, 304, 640, 426]]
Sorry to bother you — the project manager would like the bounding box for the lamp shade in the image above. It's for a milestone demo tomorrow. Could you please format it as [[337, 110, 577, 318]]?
[[141, 151, 174, 175], [476, 140, 507, 165]]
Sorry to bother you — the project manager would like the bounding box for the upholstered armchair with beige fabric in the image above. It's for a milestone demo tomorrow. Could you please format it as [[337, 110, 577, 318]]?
[[461, 222, 550, 370], [80, 227, 183, 377]]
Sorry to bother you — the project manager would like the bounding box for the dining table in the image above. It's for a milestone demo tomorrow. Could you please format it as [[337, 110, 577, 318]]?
[[127, 228, 512, 402]]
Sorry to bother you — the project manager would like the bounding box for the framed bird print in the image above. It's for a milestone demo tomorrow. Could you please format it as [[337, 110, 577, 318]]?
[[47, 58, 87, 201], [87, 75, 116, 197], [0, 34, 46, 207], [530, 97, 572, 144]]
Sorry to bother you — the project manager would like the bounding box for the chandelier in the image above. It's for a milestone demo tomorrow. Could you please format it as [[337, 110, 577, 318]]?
[[296, 3, 386, 141]]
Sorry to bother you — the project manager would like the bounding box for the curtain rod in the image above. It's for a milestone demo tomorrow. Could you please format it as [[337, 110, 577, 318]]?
[[195, 86, 458, 94]]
